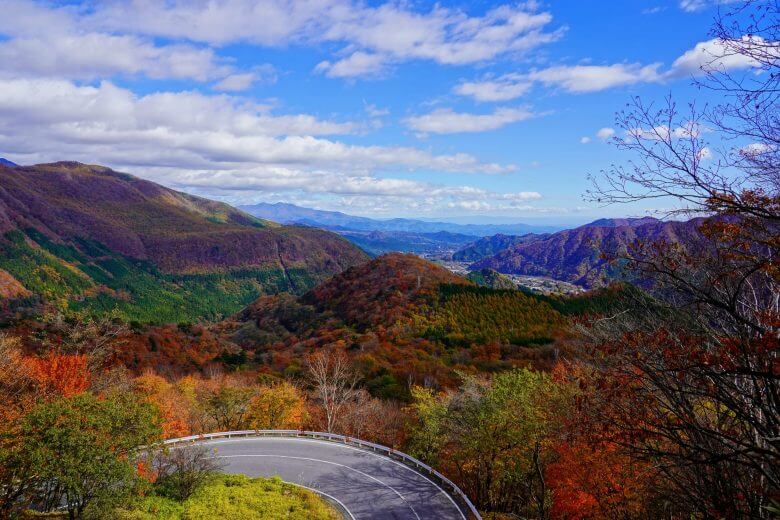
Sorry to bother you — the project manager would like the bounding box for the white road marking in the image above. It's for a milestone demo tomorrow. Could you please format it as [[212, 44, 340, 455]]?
[[200, 437, 467, 520], [213, 454, 421, 520]]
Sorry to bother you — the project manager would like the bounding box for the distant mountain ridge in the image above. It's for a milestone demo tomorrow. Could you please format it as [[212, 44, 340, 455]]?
[[0, 162, 367, 322], [582, 217, 661, 228], [239, 202, 561, 236], [453, 233, 547, 262], [0, 157, 17, 167], [470, 217, 707, 288]]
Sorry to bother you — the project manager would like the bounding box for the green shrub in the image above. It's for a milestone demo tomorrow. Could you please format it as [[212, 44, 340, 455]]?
[[115, 475, 342, 520]]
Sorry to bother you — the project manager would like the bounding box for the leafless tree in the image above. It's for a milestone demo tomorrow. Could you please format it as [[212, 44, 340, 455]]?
[[585, 1, 778, 516], [340, 389, 406, 446], [305, 348, 359, 433], [588, 0, 780, 518], [42, 311, 128, 372]]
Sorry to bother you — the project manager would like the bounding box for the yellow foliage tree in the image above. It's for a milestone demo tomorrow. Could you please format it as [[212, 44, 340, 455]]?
[[246, 382, 305, 430]]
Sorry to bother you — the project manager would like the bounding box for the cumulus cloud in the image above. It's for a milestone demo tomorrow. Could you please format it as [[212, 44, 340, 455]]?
[[129, 166, 542, 216], [0, 33, 229, 81], [668, 37, 763, 77], [740, 142, 774, 156], [580, 136, 591, 144], [0, 77, 532, 213], [528, 63, 663, 92], [456, 63, 664, 101], [0, 78, 512, 176], [454, 74, 532, 102], [596, 127, 615, 140], [455, 36, 767, 101], [0, 1, 564, 83], [405, 107, 534, 134], [84, 1, 562, 76]]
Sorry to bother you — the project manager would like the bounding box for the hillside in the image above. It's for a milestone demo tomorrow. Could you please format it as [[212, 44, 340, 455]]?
[[0, 162, 367, 322], [467, 268, 517, 289], [453, 233, 546, 261], [227, 253, 576, 395], [471, 218, 707, 288]]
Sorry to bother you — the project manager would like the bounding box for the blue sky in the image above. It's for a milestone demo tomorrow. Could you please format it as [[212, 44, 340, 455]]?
[[0, 0, 758, 224]]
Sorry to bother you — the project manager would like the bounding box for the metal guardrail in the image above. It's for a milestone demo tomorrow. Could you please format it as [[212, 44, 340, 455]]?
[[163, 429, 482, 520]]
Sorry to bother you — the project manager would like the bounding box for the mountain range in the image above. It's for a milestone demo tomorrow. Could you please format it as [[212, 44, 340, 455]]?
[[239, 202, 562, 236], [0, 162, 367, 322], [0, 159, 709, 323], [466, 217, 706, 288]]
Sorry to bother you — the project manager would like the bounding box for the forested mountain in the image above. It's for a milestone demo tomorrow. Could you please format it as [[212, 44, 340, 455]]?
[[226, 253, 621, 395], [453, 233, 546, 261], [467, 268, 517, 289], [0, 162, 367, 322], [471, 218, 708, 288]]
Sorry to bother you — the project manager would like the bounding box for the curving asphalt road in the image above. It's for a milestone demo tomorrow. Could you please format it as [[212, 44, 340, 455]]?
[[196, 436, 467, 520]]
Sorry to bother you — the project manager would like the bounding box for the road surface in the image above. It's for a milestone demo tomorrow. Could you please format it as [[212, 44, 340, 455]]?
[[196, 436, 467, 520]]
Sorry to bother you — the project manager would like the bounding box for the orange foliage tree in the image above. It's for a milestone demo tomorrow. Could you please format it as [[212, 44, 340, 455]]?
[[26, 352, 90, 398], [547, 441, 651, 520]]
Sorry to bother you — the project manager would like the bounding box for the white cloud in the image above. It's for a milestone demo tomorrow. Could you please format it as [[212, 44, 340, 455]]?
[[500, 191, 543, 201], [739, 142, 774, 156], [148, 167, 543, 216], [596, 127, 615, 140], [0, 78, 512, 180], [315, 52, 386, 78], [0, 76, 529, 214], [528, 63, 663, 92], [85, 1, 561, 76], [0, 33, 229, 81], [364, 103, 389, 117], [454, 74, 532, 102], [0, 1, 563, 83], [580, 136, 591, 144], [213, 73, 257, 91], [405, 107, 534, 134], [679, 0, 739, 13], [455, 37, 767, 101], [668, 37, 763, 77], [455, 63, 663, 100]]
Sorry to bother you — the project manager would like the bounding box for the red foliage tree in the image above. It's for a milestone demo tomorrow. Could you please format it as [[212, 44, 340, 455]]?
[[26, 352, 90, 398]]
